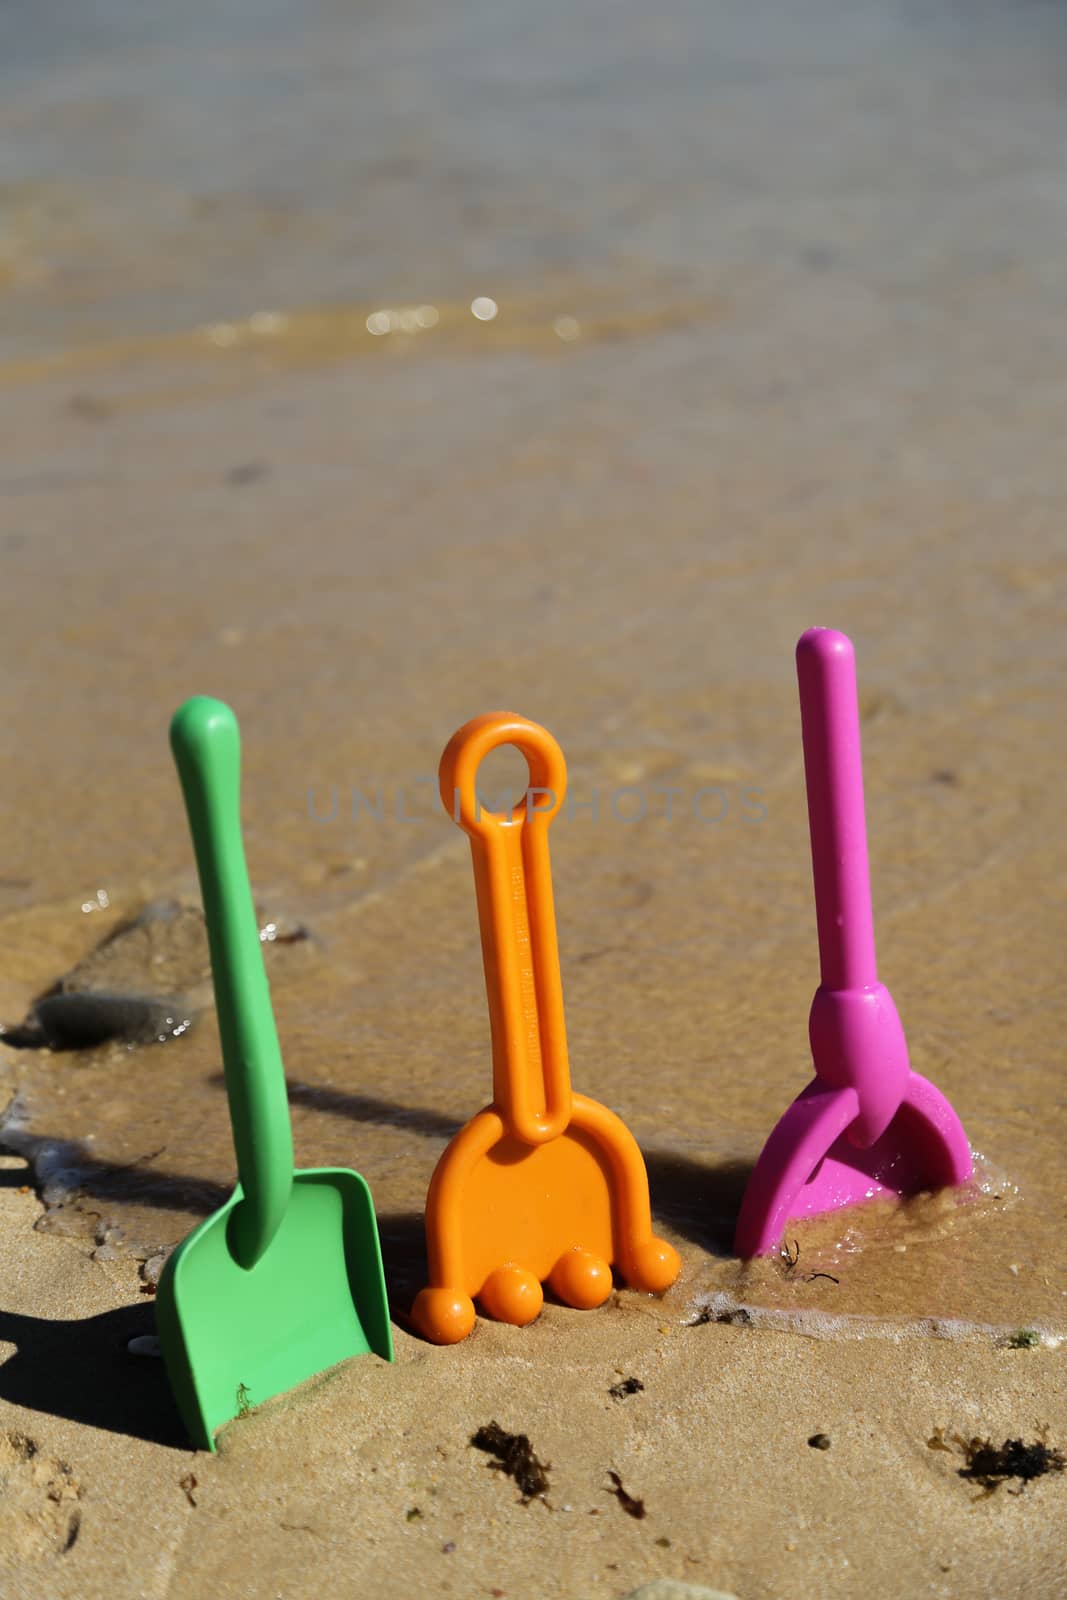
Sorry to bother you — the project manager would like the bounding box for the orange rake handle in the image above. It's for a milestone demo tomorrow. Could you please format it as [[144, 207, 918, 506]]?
[[439, 712, 572, 1146]]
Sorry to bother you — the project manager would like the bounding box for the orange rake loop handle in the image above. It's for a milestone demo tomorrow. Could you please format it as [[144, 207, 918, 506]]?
[[438, 711, 572, 1146]]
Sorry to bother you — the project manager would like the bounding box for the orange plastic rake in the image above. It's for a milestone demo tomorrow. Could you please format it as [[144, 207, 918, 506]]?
[[412, 712, 680, 1345]]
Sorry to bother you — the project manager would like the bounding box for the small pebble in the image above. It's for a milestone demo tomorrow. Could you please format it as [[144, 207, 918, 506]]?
[[41, 1171, 83, 1206], [141, 1251, 169, 1287], [225, 463, 267, 487], [808, 1433, 832, 1450], [127, 1334, 162, 1359]]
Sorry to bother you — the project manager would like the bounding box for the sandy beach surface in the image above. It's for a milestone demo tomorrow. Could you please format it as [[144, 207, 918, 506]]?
[[2, 1, 1066, 1595]]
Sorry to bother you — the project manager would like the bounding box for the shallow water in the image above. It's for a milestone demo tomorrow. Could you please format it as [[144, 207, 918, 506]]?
[[1, 0, 1066, 1342]]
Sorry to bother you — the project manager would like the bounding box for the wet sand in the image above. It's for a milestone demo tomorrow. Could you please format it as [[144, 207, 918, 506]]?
[[3, 0, 1067, 1595]]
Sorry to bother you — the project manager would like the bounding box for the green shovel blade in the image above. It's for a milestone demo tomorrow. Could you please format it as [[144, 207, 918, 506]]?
[[156, 1168, 392, 1451], [157, 695, 393, 1452]]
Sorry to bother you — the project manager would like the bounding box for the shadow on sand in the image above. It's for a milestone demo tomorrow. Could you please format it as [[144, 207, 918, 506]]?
[[0, 1299, 187, 1449]]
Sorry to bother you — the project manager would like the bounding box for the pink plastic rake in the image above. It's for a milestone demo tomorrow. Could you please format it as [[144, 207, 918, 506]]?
[[734, 628, 972, 1258]]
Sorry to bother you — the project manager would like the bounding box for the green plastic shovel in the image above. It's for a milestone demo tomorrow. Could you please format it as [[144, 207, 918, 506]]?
[[155, 696, 393, 1451]]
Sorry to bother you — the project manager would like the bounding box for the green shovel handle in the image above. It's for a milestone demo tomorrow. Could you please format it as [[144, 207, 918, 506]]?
[[170, 696, 293, 1270]]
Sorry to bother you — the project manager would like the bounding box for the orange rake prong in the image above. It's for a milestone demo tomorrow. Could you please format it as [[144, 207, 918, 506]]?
[[412, 712, 680, 1345]]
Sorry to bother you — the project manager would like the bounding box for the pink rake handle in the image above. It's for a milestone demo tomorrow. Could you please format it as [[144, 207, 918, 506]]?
[[797, 629, 910, 1146], [797, 629, 878, 991]]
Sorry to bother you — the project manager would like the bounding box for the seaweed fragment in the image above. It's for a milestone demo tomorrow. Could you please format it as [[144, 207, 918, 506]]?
[[928, 1428, 1065, 1494], [470, 1422, 550, 1503], [1007, 1329, 1041, 1349], [608, 1377, 644, 1400], [780, 1239, 800, 1273], [606, 1470, 646, 1519], [687, 1302, 754, 1328], [958, 1436, 1064, 1494]]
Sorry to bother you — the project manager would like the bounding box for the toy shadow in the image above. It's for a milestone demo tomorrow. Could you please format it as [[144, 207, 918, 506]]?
[[283, 1078, 462, 1141], [0, 1300, 187, 1448], [0, 1140, 229, 1217], [375, 1211, 429, 1314], [643, 1149, 753, 1257]]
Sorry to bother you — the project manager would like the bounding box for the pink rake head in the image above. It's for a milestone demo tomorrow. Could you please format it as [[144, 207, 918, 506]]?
[[734, 628, 972, 1258]]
